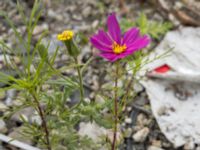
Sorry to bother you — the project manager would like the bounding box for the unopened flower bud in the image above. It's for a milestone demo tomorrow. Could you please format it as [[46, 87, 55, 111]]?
[[57, 30, 80, 57]]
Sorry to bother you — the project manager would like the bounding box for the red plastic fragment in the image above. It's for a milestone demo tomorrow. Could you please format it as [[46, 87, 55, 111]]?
[[154, 64, 171, 73]]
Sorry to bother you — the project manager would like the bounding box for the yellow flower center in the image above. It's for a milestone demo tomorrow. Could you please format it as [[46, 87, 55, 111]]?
[[112, 42, 126, 54], [57, 30, 74, 41]]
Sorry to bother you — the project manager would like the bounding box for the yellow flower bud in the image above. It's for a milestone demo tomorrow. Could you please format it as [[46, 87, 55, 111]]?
[[57, 30, 80, 57], [57, 30, 74, 41]]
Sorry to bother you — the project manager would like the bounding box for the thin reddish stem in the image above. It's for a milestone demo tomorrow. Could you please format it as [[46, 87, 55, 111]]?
[[111, 62, 119, 150], [31, 92, 51, 150]]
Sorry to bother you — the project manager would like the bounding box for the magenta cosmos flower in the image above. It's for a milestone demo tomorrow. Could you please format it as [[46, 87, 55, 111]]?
[[90, 13, 150, 62]]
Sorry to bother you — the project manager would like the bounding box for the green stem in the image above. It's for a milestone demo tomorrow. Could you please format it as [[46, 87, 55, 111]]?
[[74, 57, 84, 104], [112, 61, 119, 150], [30, 91, 51, 150]]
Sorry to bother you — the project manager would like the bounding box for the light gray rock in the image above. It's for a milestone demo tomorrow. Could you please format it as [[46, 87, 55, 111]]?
[[151, 140, 162, 148], [0, 91, 6, 100], [125, 117, 132, 124], [133, 82, 144, 93], [78, 122, 107, 143], [0, 143, 5, 150], [124, 128, 133, 138], [0, 119, 7, 133], [41, 37, 62, 54], [95, 95, 105, 104], [30, 111, 42, 125], [148, 146, 164, 150], [82, 6, 92, 18], [8, 126, 34, 145], [48, 9, 63, 21], [137, 113, 149, 126], [11, 107, 34, 123], [127, 106, 132, 112], [92, 20, 99, 28], [5, 89, 16, 106], [132, 127, 149, 142], [0, 102, 8, 112], [33, 24, 49, 35]]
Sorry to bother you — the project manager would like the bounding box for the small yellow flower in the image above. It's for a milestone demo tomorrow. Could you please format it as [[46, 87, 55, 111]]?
[[57, 30, 74, 41]]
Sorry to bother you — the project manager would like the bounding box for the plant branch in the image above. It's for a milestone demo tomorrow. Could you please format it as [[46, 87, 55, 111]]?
[[31, 92, 51, 150], [74, 57, 84, 104]]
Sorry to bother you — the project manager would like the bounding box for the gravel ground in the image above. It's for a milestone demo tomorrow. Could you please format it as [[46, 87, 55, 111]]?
[[0, 0, 199, 150]]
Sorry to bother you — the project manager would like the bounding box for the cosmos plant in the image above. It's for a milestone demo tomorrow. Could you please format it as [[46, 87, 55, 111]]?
[[90, 13, 150, 150]]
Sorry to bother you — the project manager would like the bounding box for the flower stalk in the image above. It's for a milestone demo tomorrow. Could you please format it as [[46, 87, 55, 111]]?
[[57, 29, 84, 106], [112, 61, 119, 150], [74, 56, 84, 104], [30, 91, 51, 150]]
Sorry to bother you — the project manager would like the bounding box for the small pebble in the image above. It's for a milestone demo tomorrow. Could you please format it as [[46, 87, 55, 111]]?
[[5, 89, 16, 106], [9, 126, 34, 145], [132, 127, 150, 142], [137, 113, 148, 126], [125, 117, 132, 124], [0, 102, 8, 112], [148, 146, 164, 150], [0, 91, 5, 100], [124, 128, 132, 138], [127, 106, 132, 112], [151, 140, 162, 147], [0, 119, 7, 133]]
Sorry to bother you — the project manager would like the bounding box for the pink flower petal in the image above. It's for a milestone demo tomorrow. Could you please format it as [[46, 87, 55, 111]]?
[[90, 36, 112, 52], [107, 13, 121, 44], [97, 29, 112, 46], [115, 52, 132, 60], [125, 35, 150, 53], [100, 52, 130, 62], [123, 27, 139, 45], [99, 52, 118, 62]]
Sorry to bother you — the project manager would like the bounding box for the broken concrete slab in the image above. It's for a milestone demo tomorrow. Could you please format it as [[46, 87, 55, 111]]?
[[141, 27, 200, 147]]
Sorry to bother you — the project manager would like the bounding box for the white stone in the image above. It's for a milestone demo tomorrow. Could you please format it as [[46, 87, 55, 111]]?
[[33, 24, 48, 35], [5, 89, 16, 106], [82, 6, 92, 17], [0, 102, 8, 111], [127, 106, 132, 112], [11, 107, 34, 123], [148, 146, 164, 150], [124, 128, 133, 138], [0, 91, 5, 100], [95, 95, 105, 104], [30, 111, 42, 125], [48, 9, 63, 21], [125, 117, 132, 124], [137, 113, 147, 126], [132, 127, 149, 142], [78, 122, 107, 142], [106, 129, 122, 144], [9, 126, 33, 145], [0, 119, 7, 133]]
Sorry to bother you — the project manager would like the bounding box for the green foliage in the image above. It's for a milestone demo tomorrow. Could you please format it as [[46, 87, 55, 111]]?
[[120, 13, 173, 39], [0, 0, 100, 149]]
